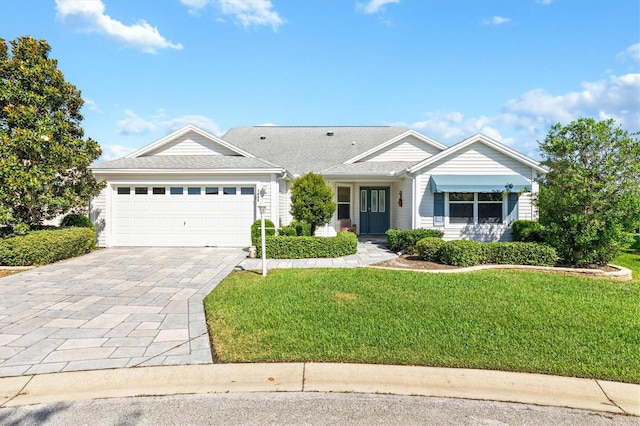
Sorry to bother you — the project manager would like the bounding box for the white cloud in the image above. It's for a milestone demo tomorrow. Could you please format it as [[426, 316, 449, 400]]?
[[117, 110, 157, 135], [82, 98, 101, 112], [181, 0, 284, 30], [162, 115, 222, 135], [408, 72, 639, 158], [56, 0, 183, 54], [617, 43, 640, 63], [99, 144, 137, 162], [356, 0, 400, 15], [536, 0, 553, 5], [483, 16, 511, 26]]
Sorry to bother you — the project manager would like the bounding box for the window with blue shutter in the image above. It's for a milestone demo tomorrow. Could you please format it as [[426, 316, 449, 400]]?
[[434, 192, 445, 225], [507, 193, 519, 224]]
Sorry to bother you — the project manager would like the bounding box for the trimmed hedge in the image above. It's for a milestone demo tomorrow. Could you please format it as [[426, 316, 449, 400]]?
[[278, 221, 312, 237], [416, 237, 446, 262], [489, 242, 557, 266], [436, 239, 557, 267], [386, 228, 445, 254], [251, 219, 276, 247], [511, 220, 545, 243], [438, 240, 487, 267], [0, 227, 95, 266], [61, 213, 94, 228], [257, 232, 358, 259]]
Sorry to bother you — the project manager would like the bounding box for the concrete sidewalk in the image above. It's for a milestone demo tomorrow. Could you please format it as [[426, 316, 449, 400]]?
[[1, 363, 638, 416]]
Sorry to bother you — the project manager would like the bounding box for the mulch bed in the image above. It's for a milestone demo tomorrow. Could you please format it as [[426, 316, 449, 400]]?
[[372, 254, 620, 272]]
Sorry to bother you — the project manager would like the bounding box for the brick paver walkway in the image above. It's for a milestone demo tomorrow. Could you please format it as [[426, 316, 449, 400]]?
[[0, 241, 396, 378]]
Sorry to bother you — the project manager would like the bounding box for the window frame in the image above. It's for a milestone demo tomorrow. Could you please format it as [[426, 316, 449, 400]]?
[[337, 185, 351, 220], [446, 192, 505, 225]]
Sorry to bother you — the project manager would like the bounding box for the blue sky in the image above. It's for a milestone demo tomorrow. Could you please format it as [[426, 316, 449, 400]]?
[[1, 0, 638, 161]]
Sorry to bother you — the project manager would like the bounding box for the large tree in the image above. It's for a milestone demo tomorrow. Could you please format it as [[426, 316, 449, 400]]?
[[290, 172, 336, 236], [536, 118, 640, 265], [0, 36, 103, 227]]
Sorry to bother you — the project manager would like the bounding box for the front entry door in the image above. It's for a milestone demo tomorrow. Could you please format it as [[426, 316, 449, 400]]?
[[359, 187, 390, 234]]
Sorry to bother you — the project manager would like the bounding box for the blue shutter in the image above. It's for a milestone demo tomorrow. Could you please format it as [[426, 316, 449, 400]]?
[[507, 193, 519, 224], [434, 193, 444, 225]]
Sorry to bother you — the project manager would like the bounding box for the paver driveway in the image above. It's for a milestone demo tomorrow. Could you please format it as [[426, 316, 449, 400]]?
[[0, 247, 245, 377]]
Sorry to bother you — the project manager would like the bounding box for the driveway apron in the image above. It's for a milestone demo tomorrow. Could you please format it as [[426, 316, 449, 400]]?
[[0, 247, 246, 377]]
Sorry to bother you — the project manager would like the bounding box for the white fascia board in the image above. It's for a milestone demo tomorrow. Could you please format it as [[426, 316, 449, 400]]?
[[408, 133, 547, 174], [93, 168, 285, 175], [126, 125, 255, 159], [343, 129, 447, 164]]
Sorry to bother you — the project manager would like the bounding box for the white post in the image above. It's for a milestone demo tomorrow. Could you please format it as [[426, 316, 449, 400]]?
[[259, 204, 267, 277]]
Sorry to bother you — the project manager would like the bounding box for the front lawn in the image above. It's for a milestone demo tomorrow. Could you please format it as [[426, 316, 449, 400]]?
[[205, 267, 640, 383]]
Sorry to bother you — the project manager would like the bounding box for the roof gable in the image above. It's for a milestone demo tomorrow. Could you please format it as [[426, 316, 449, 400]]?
[[408, 134, 547, 174], [345, 130, 446, 163], [127, 125, 254, 159]]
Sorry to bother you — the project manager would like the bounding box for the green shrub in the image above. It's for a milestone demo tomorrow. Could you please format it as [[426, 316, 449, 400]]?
[[251, 219, 276, 246], [416, 237, 445, 261], [0, 227, 95, 266], [60, 213, 94, 228], [278, 226, 297, 236], [489, 242, 558, 266], [12, 223, 30, 236], [258, 232, 358, 259], [438, 240, 486, 267], [291, 221, 312, 236], [511, 220, 545, 243], [386, 229, 444, 254]]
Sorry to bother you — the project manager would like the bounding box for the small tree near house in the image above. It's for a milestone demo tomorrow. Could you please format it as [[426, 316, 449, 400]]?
[[290, 172, 336, 236], [535, 118, 640, 266], [0, 36, 103, 229]]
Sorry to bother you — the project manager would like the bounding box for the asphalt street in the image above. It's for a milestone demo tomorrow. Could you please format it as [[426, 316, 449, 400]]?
[[0, 392, 635, 426]]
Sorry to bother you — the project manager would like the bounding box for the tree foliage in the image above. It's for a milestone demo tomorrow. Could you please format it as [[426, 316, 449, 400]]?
[[290, 172, 336, 236], [0, 36, 103, 228], [536, 118, 640, 265]]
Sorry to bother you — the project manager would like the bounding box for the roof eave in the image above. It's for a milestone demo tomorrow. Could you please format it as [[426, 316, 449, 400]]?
[[91, 168, 286, 175]]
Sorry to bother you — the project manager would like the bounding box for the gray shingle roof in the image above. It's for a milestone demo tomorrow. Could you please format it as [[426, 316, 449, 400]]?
[[221, 126, 411, 175], [91, 155, 280, 170], [321, 161, 418, 176]]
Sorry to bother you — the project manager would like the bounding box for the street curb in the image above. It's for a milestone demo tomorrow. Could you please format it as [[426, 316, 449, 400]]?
[[1, 363, 638, 416]]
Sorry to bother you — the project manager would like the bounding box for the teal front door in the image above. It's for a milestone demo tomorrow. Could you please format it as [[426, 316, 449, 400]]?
[[359, 187, 390, 234]]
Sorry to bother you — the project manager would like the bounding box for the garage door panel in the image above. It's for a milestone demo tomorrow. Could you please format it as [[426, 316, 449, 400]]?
[[113, 185, 255, 247]]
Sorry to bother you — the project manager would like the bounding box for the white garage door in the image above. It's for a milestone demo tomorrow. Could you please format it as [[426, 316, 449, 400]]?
[[113, 185, 256, 247]]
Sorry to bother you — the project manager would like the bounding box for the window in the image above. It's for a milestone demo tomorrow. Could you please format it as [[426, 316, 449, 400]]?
[[152, 187, 165, 195], [240, 187, 255, 195], [117, 187, 130, 195], [447, 192, 504, 224], [337, 186, 351, 219], [449, 193, 473, 224], [135, 187, 148, 195], [478, 193, 503, 223], [371, 190, 378, 212], [188, 187, 201, 195], [378, 189, 386, 213], [223, 187, 236, 195], [205, 187, 218, 195], [170, 187, 183, 195], [360, 190, 367, 212]]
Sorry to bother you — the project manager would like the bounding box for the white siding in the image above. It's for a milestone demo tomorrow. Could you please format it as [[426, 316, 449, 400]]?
[[363, 136, 442, 162], [426, 142, 532, 176], [144, 131, 240, 156], [279, 179, 292, 226], [90, 187, 108, 247], [396, 178, 413, 230], [412, 142, 540, 242]]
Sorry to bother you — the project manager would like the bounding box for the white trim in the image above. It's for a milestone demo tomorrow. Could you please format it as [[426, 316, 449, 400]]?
[[93, 168, 284, 175], [126, 125, 255, 159], [344, 130, 447, 164], [408, 133, 548, 174]]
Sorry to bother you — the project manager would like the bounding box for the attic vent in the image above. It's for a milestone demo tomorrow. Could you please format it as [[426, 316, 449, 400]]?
[[326, 131, 334, 136], [259, 135, 266, 140]]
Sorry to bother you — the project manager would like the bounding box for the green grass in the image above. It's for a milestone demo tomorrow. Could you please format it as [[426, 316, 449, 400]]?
[[205, 267, 640, 383], [613, 234, 640, 280]]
